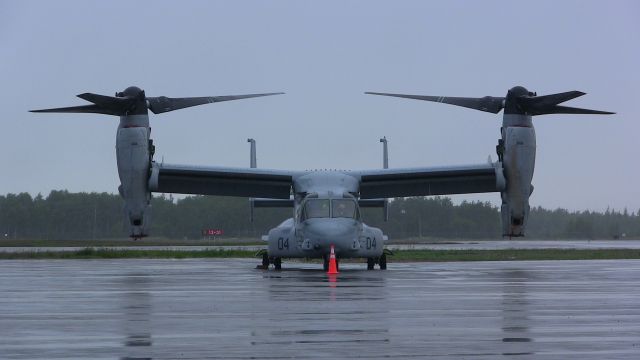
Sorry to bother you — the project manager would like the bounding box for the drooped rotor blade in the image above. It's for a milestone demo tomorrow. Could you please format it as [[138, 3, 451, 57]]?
[[29, 104, 120, 115], [146, 92, 284, 114], [526, 105, 615, 116], [365, 92, 505, 114]]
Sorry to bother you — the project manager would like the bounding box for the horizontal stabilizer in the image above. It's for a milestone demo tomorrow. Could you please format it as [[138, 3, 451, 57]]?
[[252, 199, 294, 208], [358, 199, 387, 208]]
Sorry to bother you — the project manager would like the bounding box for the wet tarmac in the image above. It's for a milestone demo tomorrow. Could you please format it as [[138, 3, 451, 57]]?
[[2, 239, 640, 253], [1, 259, 639, 359]]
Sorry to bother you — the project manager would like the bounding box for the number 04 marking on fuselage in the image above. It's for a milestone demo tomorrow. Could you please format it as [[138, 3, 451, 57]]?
[[278, 237, 289, 250], [366, 237, 377, 249]]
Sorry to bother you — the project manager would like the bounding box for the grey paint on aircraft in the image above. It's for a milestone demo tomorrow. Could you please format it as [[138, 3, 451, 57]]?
[[247, 138, 257, 168], [31, 84, 611, 269], [380, 137, 388, 169], [366, 86, 612, 236]]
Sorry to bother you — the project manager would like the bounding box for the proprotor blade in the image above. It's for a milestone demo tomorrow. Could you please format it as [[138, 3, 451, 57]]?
[[77, 93, 137, 115], [146, 92, 285, 114], [525, 105, 616, 116], [519, 90, 586, 107], [29, 104, 120, 115], [516, 91, 615, 115], [365, 92, 505, 114]]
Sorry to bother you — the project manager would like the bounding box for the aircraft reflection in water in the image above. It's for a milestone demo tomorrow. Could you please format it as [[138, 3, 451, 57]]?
[[500, 270, 534, 356], [31, 86, 613, 270], [250, 269, 390, 349], [120, 274, 152, 360]]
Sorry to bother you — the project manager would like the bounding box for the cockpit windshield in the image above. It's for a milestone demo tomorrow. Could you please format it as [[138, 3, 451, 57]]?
[[304, 199, 331, 219], [301, 198, 360, 221], [332, 199, 357, 219]]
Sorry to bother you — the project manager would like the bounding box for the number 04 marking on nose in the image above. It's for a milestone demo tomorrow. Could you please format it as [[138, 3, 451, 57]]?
[[366, 237, 377, 249], [278, 237, 289, 250]]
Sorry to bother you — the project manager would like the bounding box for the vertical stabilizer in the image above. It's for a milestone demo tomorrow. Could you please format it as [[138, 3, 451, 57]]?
[[380, 137, 389, 221], [380, 137, 388, 169], [247, 138, 257, 168]]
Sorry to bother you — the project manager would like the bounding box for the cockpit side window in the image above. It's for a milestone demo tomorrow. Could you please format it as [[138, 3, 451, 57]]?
[[303, 199, 331, 219], [332, 199, 357, 219]]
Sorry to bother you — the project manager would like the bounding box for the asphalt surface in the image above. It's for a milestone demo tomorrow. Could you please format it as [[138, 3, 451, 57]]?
[[2, 239, 640, 253], [1, 259, 639, 359]]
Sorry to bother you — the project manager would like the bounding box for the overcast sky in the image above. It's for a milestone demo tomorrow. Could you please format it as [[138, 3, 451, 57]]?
[[1, 0, 638, 212]]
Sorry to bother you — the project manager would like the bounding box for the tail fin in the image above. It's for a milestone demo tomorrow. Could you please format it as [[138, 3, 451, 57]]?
[[380, 137, 388, 169], [380, 137, 389, 221], [247, 138, 257, 168]]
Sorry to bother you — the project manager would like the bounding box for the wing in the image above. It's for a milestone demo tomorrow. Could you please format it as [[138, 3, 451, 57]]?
[[149, 163, 299, 198], [350, 163, 505, 199]]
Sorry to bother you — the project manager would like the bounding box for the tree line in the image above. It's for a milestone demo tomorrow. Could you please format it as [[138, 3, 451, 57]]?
[[0, 191, 638, 240]]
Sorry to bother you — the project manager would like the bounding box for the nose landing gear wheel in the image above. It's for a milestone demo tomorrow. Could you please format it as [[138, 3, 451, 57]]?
[[274, 257, 282, 270], [261, 253, 270, 269], [367, 258, 375, 270]]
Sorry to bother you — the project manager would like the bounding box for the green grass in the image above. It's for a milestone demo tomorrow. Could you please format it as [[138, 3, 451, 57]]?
[[0, 238, 264, 247], [0, 248, 257, 260], [1, 248, 639, 261], [390, 249, 640, 261]]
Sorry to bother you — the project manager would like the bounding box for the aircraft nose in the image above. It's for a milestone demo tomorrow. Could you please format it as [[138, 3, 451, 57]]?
[[303, 219, 359, 248]]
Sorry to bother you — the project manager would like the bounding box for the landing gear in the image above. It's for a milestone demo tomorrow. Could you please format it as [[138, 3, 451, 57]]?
[[366, 254, 387, 270], [262, 253, 270, 269], [273, 257, 282, 270], [367, 257, 375, 270], [379, 254, 387, 270], [496, 138, 504, 162]]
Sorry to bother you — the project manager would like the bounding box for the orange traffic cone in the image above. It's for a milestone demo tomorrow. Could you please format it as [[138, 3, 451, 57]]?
[[327, 244, 339, 274]]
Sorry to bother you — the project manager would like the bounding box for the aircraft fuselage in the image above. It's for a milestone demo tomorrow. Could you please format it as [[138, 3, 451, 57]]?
[[263, 171, 387, 266]]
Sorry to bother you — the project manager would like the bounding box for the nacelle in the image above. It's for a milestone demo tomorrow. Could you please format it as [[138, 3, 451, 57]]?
[[116, 126, 152, 238], [499, 117, 536, 237]]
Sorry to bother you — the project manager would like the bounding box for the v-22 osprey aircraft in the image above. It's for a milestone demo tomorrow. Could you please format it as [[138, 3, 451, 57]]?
[[31, 86, 613, 270]]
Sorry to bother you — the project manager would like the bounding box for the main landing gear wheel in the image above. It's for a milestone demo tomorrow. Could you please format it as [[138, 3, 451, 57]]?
[[262, 253, 270, 269], [274, 257, 282, 270], [367, 258, 375, 270], [379, 254, 387, 270]]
